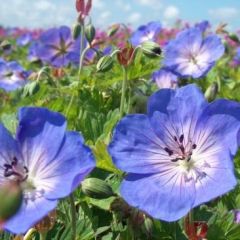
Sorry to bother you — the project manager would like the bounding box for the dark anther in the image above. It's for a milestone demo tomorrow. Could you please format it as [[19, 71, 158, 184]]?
[[4, 163, 11, 169], [24, 166, 29, 173], [12, 157, 18, 166], [192, 144, 197, 149], [179, 134, 184, 143], [174, 136, 178, 142], [164, 147, 173, 156], [4, 170, 22, 178], [179, 145, 185, 154], [171, 157, 184, 162]]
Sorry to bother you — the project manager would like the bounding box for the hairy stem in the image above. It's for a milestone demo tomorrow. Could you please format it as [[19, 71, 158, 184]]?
[[119, 67, 128, 118], [70, 194, 77, 240]]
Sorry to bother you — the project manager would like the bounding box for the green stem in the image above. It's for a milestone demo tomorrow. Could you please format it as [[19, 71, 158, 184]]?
[[39, 232, 47, 240], [23, 228, 36, 240], [77, 46, 90, 86], [65, 94, 75, 116], [119, 67, 128, 118], [78, 24, 85, 83], [188, 209, 194, 225], [70, 194, 77, 240]]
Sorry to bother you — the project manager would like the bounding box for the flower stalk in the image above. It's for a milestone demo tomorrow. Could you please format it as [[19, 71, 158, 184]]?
[[120, 66, 128, 118], [70, 194, 77, 240]]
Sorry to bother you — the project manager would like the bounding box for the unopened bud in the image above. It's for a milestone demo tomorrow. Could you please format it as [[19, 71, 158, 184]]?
[[23, 81, 40, 97], [0, 181, 23, 222], [117, 46, 135, 66], [229, 34, 240, 43], [85, 24, 95, 44], [96, 55, 113, 72], [107, 24, 120, 37], [81, 178, 114, 199], [0, 40, 11, 51], [141, 41, 161, 58], [204, 82, 218, 102], [72, 23, 82, 40]]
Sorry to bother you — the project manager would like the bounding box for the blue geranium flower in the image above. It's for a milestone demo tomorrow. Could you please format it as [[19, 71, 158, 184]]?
[[130, 21, 161, 46], [163, 27, 225, 78], [195, 20, 210, 33], [1, 107, 95, 233], [0, 60, 29, 92], [233, 47, 240, 66], [16, 33, 33, 46], [152, 68, 178, 89], [109, 84, 240, 222], [36, 26, 82, 68]]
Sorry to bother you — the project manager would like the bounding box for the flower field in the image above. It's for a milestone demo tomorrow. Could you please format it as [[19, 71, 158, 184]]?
[[0, 0, 240, 239]]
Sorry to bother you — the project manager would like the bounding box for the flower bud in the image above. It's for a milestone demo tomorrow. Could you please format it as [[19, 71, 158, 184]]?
[[0, 40, 11, 51], [85, 23, 96, 45], [107, 24, 120, 37], [23, 81, 40, 97], [96, 55, 113, 72], [81, 178, 115, 199], [72, 22, 82, 40], [141, 41, 161, 58], [110, 198, 131, 218], [117, 46, 135, 66], [229, 34, 240, 43], [204, 82, 218, 102], [0, 181, 23, 222]]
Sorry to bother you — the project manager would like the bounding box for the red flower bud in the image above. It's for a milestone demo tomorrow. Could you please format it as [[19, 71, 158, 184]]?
[[85, 0, 92, 16], [76, 0, 85, 13], [117, 46, 135, 66]]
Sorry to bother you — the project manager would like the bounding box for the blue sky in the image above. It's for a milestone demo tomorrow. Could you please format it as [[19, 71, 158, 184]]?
[[0, 0, 239, 30]]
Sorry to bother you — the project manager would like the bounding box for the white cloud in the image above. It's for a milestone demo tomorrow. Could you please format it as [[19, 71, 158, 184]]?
[[116, 1, 132, 12], [128, 12, 141, 24], [93, 0, 105, 10], [0, 0, 76, 28], [208, 7, 239, 21], [163, 5, 180, 20], [136, 0, 162, 9]]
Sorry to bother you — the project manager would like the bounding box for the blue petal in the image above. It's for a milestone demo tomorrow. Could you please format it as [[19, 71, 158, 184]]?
[[40, 27, 60, 46], [202, 35, 225, 61], [120, 172, 195, 221], [193, 151, 236, 208], [109, 114, 173, 174], [147, 88, 175, 117], [59, 26, 71, 44], [17, 107, 67, 172], [4, 197, 57, 234], [202, 99, 240, 148], [148, 84, 207, 119], [0, 124, 20, 184], [196, 113, 240, 156], [39, 131, 95, 199]]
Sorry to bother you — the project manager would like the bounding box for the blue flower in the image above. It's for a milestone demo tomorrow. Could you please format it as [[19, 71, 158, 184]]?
[[130, 21, 161, 46], [152, 68, 178, 89], [109, 84, 240, 222], [0, 61, 29, 92], [16, 33, 33, 46], [195, 20, 210, 33], [233, 47, 240, 66], [1, 107, 95, 233], [36, 26, 82, 68], [163, 27, 225, 78], [27, 42, 41, 62]]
